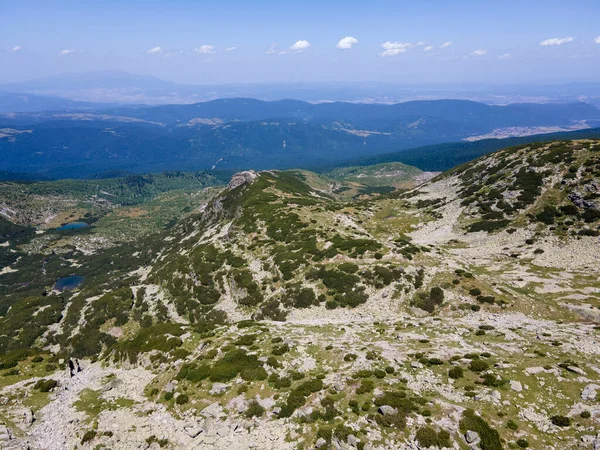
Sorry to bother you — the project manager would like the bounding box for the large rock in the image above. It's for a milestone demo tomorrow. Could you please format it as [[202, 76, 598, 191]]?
[[378, 405, 398, 416], [185, 424, 204, 438], [164, 382, 175, 393], [465, 430, 480, 444], [209, 382, 229, 395], [315, 437, 327, 448], [582, 384, 600, 401], [200, 402, 223, 418], [227, 171, 258, 190], [0, 425, 11, 441], [510, 380, 523, 392]]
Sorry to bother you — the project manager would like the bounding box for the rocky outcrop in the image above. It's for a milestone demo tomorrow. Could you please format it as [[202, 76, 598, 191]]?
[[227, 171, 258, 191]]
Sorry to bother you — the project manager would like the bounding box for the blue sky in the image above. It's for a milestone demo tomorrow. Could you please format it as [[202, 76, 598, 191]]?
[[1, 0, 599, 84]]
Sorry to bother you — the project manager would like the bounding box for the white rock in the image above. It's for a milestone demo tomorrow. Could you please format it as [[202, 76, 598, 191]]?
[[315, 437, 327, 448], [465, 430, 479, 443], [582, 384, 600, 401], [209, 383, 230, 395], [164, 382, 175, 393], [200, 402, 222, 418], [378, 405, 398, 416], [510, 380, 523, 392]]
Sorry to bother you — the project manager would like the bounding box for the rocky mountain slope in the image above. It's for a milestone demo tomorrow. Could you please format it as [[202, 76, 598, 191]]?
[[0, 140, 599, 449]]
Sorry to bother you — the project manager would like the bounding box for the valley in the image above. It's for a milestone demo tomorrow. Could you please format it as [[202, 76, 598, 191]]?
[[0, 139, 598, 449]]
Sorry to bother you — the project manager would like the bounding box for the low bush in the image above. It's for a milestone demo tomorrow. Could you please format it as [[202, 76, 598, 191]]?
[[245, 400, 265, 418], [448, 367, 464, 379], [459, 409, 502, 450], [550, 415, 570, 427], [469, 360, 490, 372], [175, 394, 189, 405]]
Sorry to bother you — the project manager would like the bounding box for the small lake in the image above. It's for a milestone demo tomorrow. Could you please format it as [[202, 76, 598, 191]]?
[[54, 275, 85, 292], [57, 222, 90, 231]]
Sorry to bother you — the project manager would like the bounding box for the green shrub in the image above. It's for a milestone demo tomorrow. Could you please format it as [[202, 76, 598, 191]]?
[[469, 288, 482, 296], [415, 426, 452, 448], [164, 391, 173, 401], [580, 410, 591, 419], [448, 367, 464, 379], [245, 400, 265, 418], [385, 366, 395, 374], [469, 360, 489, 372], [550, 415, 570, 427], [507, 419, 518, 430], [459, 409, 502, 450], [34, 378, 58, 392], [175, 394, 189, 405], [31, 355, 43, 363], [81, 430, 96, 444], [356, 380, 374, 394], [516, 438, 529, 448]]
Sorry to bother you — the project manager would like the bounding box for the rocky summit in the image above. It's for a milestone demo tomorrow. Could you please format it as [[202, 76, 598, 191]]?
[[0, 140, 599, 449]]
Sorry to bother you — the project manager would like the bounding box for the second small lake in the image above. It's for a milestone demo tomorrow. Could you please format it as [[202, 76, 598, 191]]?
[[56, 222, 90, 231], [54, 275, 85, 292]]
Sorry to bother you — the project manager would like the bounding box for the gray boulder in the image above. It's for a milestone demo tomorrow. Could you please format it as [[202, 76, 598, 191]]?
[[315, 437, 327, 448], [582, 384, 599, 401], [465, 430, 480, 444], [209, 383, 229, 395], [378, 405, 398, 416]]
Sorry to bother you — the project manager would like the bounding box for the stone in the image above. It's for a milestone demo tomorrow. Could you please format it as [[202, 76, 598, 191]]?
[[582, 384, 600, 401], [227, 171, 258, 190], [0, 425, 11, 440], [149, 443, 161, 450], [315, 437, 327, 448], [102, 378, 123, 392], [373, 388, 384, 398], [200, 402, 222, 418], [164, 382, 175, 393], [272, 407, 281, 415], [465, 430, 480, 444], [347, 434, 359, 448], [185, 424, 204, 438], [510, 380, 523, 392], [296, 406, 313, 418], [594, 433, 600, 450], [209, 383, 229, 395], [491, 390, 502, 402], [567, 366, 585, 376], [378, 405, 398, 416], [411, 361, 423, 369], [23, 408, 34, 426]]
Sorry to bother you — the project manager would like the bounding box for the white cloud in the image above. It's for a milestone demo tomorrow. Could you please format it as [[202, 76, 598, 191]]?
[[380, 41, 413, 57], [266, 44, 279, 55], [439, 41, 452, 49], [195, 45, 215, 54], [225, 47, 236, 52], [59, 49, 74, 56], [10, 45, 22, 52], [594, 36, 600, 44], [423, 45, 433, 52], [498, 53, 512, 60], [146, 46, 163, 55], [539, 36, 574, 46], [471, 49, 487, 56], [290, 40, 311, 52], [336, 36, 358, 50]]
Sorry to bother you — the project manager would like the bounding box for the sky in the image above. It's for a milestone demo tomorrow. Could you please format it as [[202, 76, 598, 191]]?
[[1, 0, 600, 85]]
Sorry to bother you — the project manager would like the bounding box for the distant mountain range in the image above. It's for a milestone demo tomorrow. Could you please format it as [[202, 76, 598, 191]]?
[[1, 97, 600, 179], [3, 71, 600, 106]]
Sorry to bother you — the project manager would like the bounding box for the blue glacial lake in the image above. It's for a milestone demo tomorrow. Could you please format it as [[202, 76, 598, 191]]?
[[54, 275, 85, 292], [57, 222, 90, 231]]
